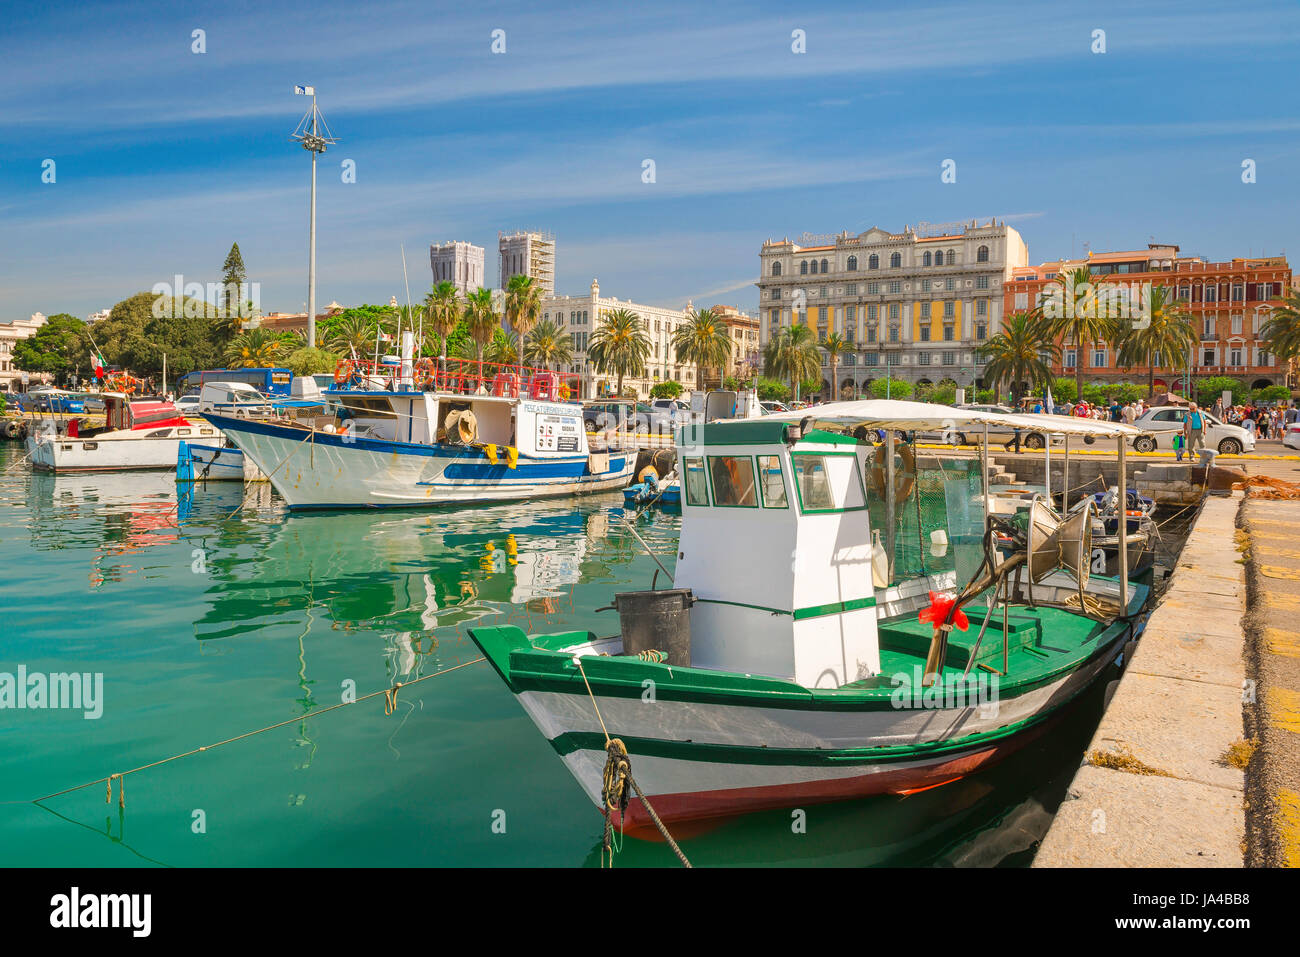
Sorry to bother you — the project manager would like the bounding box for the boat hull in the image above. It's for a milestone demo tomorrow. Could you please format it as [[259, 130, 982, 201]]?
[[477, 619, 1134, 831], [205, 414, 635, 508], [26, 426, 221, 472]]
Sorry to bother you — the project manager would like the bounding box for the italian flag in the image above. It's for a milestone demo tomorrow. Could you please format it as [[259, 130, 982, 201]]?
[[92, 352, 106, 379]]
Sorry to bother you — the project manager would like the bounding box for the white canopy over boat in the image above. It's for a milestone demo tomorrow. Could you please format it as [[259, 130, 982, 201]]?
[[758, 399, 1141, 438]]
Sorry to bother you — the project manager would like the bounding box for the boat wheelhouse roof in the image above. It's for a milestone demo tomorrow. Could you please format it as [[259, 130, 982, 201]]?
[[752, 398, 1141, 439]]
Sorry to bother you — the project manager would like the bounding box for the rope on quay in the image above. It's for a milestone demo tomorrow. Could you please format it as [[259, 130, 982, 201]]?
[[25, 657, 485, 808], [574, 656, 691, 869]]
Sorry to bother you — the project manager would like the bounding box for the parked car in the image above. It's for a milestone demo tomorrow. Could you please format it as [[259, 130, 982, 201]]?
[[1284, 420, 1300, 451], [1131, 406, 1254, 455], [759, 401, 791, 415], [35, 392, 86, 414], [649, 397, 702, 426], [175, 393, 202, 414], [582, 400, 675, 435]]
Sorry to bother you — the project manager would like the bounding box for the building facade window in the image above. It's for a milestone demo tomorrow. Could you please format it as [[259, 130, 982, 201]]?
[[1064, 350, 1076, 369], [888, 281, 901, 294], [976, 245, 989, 263], [946, 249, 956, 265], [920, 326, 931, 342], [976, 299, 988, 316], [864, 352, 878, 366], [867, 282, 879, 294], [922, 251, 932, 266], [1092, 348, 1107, 367], [772, 262, 782, 276], [868, 254, 879, 270], [847, 255, 857, 271], [1230, 347, 1243, 366], [800, 260, 808, 275], [945, 278, 955, 291], [943, 301, 955, 318], [1231, 314, 1242, 334], [886, 352, 900, 366], [867, 304, 877, 320], [918, 352, 931, 366], [942, 352, 955, 366], [890, 252, 901, 268], [976, 322, 987, 340], [943, 325, 954, 342], [976, 276, 989, 290], [888, 325, 899, 342], [820, 259, 829, 273], [888, 303, 899, 320], [845, 283, 857, 296]]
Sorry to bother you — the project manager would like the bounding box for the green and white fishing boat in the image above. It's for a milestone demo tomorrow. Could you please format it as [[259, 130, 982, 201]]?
[[469, 400, 1147, 832]]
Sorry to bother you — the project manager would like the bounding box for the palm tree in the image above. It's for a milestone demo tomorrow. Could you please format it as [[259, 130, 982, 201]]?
[[328, 315, 375, 359], [672, 307, 732, 389], [763, 323, 820, 401], [462, 287, 499, 383], [978, 311, 1057, 401], [483, 332, 518, 367], [505, 275, 542, 380], [223, 328, 283, 369], [524, 320, 574, 370], [1262, 289, 1300, 367], [1115, 285, 1196, 398], [587, 307, 651, 397], [423, 281, 461, 359], [820, 332, 851, 401], [1041, 265, 1121, 402]]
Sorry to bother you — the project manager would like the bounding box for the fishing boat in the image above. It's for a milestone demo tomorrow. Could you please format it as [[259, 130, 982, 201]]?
[[623, 474, 681, 508], [204, 356, 635, 509], [26, 393, 220, 472], [468, 400, 1147, 832]]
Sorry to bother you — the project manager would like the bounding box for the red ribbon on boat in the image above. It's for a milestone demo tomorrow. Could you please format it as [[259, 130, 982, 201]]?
[[918, 590, 968, 632]]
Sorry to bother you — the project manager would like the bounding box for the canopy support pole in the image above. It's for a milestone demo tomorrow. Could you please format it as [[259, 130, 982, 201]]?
[[1118, 435, 1129, 609], [1045, 434, 1052, 510], [981, 422, 990, 527], [885, 430, 896, 582], [1062, 434, 1070, 512]]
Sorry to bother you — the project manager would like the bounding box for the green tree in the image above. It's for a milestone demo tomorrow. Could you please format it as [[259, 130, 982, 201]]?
[[1253, 384, 1291, 404], [1114, 285, 1195, 398], [221, 243, 247, 316], [1195, 376, 1247, 408], [329, 314, 378, 358], [672, 307, 731, 386], [462, 287, 499, 381], [12, 314, 90, 380], [756, 377, 791, 402], [1048, 377, 1078, 404], [422, 281, 461, 358], [505, 275, 542, 376], [284, 346, 339, 376], [587, 307, 650, 397], [869, 377, 913, 399], [523, 319, 573, 369], [820, 331, 851, 401], [1041, 266, 1121, 402], [224, 329, 284, 368], [762, 323, 820, 400], [1262, 290, 1300, 365], [650, 380, 684, 399], [978, 311, 1057, 401]]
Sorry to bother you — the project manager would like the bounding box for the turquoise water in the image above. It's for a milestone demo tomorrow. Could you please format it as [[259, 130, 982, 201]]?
[[0, 443, 1114, 867]]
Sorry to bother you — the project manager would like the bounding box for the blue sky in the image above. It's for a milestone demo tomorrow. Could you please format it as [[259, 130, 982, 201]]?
[[3, 0, 1299, 319]]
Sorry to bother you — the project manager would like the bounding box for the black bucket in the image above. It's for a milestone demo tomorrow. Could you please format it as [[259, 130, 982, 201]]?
[[614, 588, 693, 667]]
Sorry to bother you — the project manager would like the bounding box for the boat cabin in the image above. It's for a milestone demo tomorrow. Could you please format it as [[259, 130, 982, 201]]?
[[98, 394, 192, 434], [327, 388, 589, 458], [674, 419, 883, 687]]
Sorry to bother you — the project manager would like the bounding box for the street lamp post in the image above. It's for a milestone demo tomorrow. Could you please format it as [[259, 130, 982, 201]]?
[[291, 87, 337, 351]]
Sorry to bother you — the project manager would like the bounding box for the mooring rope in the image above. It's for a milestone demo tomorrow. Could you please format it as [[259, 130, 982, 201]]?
[[573, 656, 691, 868], [24, 657, 484, 808]]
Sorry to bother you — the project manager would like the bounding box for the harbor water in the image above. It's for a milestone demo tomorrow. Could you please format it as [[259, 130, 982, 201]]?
[[0, 443, 1145, 867]]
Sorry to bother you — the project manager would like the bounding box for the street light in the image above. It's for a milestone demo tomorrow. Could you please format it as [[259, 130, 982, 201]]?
[[290, 86, 338, 351]]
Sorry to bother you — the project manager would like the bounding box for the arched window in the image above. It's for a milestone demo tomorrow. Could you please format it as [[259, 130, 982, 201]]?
[[922, 251, 932, 267], [800, 260, 808, 275], [772, 262, 782, 276], [820, 259, 829, 273], [946, 249, 956, 265], [976, 245, 989, 263], [890, 252, 901, 268], [868, 254, 879, 270], [809, 260, 818, 274], [847, 255, 858, 271]]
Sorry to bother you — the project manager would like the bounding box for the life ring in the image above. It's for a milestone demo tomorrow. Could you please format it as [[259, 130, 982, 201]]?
[[334, 359, 355, 386], [868, 441, 917, 507], [414, 357, 436, 392]]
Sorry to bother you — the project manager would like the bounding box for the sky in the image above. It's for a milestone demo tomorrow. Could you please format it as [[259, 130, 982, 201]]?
[[2, 0, 1299, 320]]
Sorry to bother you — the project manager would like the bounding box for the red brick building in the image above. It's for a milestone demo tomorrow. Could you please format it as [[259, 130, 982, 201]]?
[[1004, 244, 1291, 392]]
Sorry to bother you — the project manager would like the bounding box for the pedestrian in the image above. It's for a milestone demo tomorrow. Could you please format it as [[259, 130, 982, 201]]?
[[1173, 431, 1185, 462], [1004, 426, 1022, 453], [1184, 402, 1206, 457]]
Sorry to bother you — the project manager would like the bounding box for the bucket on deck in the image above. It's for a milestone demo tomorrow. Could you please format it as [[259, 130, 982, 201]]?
[[614, 588, 693, 667]]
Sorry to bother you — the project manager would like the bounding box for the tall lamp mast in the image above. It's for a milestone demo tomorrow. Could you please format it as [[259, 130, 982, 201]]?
[[291, 86, 337, 349]]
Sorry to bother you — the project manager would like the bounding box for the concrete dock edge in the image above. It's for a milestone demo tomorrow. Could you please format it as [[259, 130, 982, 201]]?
[[1033, 492, 1247, 867]]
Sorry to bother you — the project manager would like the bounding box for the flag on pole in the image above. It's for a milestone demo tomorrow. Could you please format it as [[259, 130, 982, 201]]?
[[1044, 385, 1055, 415], [92, 351, 106, 380], [379, 331, 392, 343], [294, 85, 315, 95]]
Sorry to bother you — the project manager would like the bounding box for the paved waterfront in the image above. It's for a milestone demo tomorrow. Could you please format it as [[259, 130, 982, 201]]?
[[1241, 496, 1300, 867], [1034, 493, 1247, 867]]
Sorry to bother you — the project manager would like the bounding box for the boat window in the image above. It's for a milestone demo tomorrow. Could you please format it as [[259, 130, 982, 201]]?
[[757, 455, 788, 508], [791, 453, 866, 513], [708, 456, 758, 508], [683, 457, 708, 506]]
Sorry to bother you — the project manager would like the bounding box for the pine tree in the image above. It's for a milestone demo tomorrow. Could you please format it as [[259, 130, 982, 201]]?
[[221, 243, 247, 317]]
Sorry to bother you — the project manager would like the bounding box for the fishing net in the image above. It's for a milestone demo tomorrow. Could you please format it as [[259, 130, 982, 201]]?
[[1232, 475, 1300, 500]]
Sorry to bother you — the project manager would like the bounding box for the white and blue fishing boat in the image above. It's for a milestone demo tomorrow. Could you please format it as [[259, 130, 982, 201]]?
[[203, 358, 635, 509]]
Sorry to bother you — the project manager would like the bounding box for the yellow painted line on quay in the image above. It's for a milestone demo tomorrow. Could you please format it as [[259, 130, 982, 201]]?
[[1264, 628, 1300, 659], [1278, 789, 1300, 868], [1260, 565, 1300, 582], [1260, 592, 1300, 611], [1268, 687, 1300, 735]]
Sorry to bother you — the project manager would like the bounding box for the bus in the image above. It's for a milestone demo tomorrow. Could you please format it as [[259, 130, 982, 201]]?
[[178, 368, 293, 397]]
